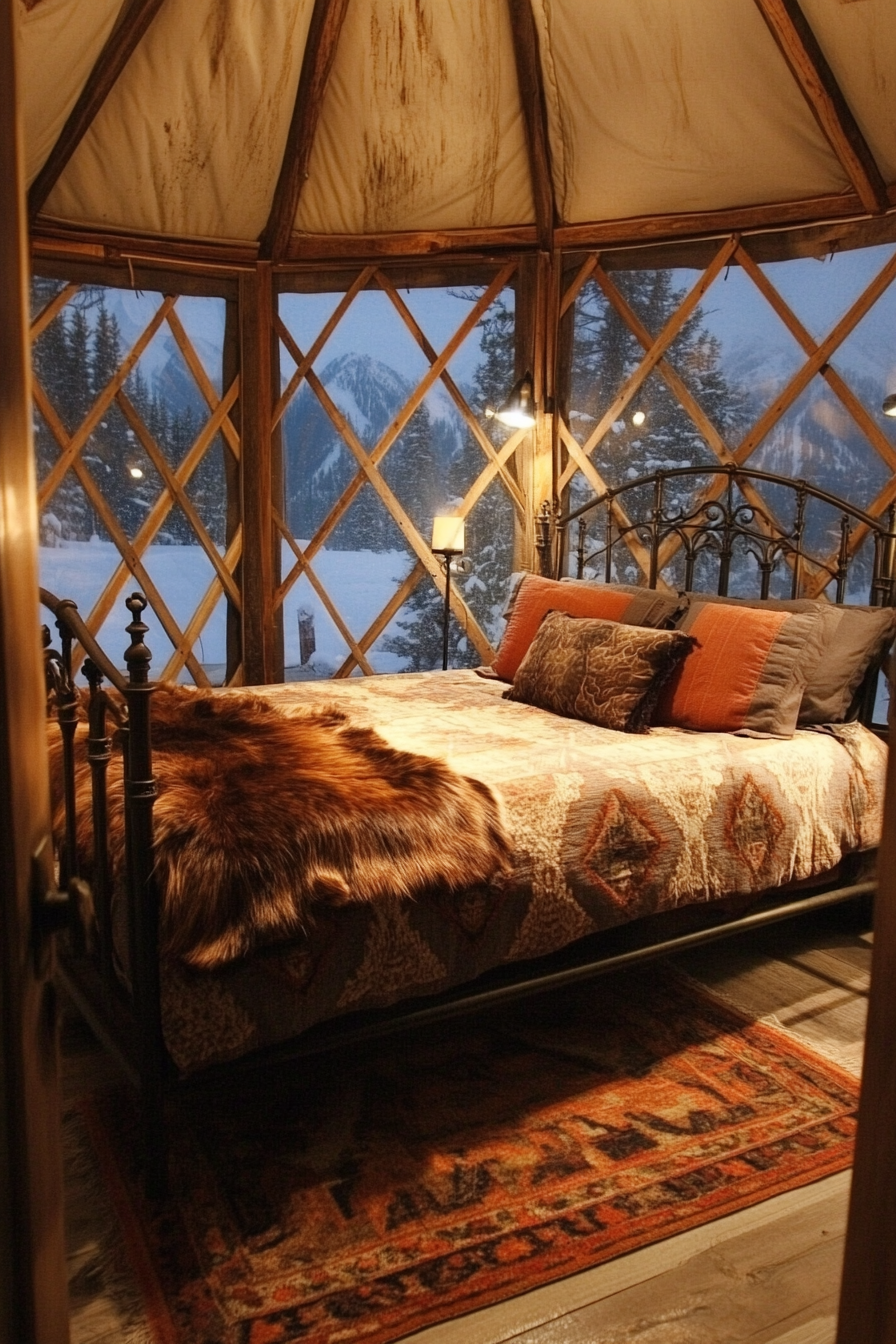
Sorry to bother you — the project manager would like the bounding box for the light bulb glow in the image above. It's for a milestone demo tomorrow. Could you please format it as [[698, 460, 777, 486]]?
[[632, 409, 646, 427], [129, 466, 144, 479]]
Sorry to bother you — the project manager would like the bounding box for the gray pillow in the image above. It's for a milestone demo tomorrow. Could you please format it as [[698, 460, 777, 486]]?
[[678, 593, 896, 724]]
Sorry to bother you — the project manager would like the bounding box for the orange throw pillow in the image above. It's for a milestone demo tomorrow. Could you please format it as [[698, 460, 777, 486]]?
[[491, 577, 631, 681], [656, 601, 822, 736]]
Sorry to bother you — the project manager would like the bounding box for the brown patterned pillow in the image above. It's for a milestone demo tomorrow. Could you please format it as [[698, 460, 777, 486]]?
[[504, 611, 696, 733]]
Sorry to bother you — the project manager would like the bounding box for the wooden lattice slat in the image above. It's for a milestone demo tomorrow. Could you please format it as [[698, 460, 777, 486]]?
[[558, 235, 896, 595], [273, 509, 377, 675], [734, 249, 896, 464], [273, 267, 376, 428], [30, 281, 80, 343], [117, 387, 242, 608], [376, 270, 528, 515], [160, 529, 243, 681], [333, 561, 427, 678], [273, 265, 530, 668], [300, 361, 494, 662], [33, 292, 245, 684], [37, 295, 177, 508], [735, 244, 896, 475], [165, 307, 241, 459]]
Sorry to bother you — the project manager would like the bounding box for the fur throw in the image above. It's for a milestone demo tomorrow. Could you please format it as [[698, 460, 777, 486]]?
[[48, 684, 511, 971]]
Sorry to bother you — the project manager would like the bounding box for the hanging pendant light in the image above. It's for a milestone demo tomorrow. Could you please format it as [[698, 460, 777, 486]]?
[[882, 393, 896, 418]]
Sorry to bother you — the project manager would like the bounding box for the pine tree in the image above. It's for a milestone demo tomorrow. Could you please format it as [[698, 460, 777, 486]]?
[[568, 271, 752, 583], [383, 289, 519, 670], [570, 272, 750, 510]]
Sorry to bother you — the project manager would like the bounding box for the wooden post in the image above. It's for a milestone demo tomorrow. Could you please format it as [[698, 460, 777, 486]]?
[[0, 0, 70, 1335], [222, 298, 243, 683], [836, 698, 896, 1343], [239, 263, 280, 683]]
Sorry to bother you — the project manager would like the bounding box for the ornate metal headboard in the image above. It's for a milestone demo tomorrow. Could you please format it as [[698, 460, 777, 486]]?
[[536, 466, 896, 608]]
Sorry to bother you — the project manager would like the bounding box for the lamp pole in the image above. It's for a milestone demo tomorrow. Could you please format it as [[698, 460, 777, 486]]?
[[431, 516, 465, 672], [436, 549, 460, 671]]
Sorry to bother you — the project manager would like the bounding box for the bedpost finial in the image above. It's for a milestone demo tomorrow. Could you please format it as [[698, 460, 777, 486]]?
[[124, 592, 152, 686]]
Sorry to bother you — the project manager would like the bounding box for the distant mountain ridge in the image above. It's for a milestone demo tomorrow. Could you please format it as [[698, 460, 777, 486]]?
[[282, 352, 467, 548]]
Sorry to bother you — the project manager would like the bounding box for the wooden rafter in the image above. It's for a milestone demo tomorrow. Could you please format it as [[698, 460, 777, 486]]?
[[28, 0, 168, 222], [752, 0, 888, 215], [259, 0, 351, 262], [506, 0, 556, 250]]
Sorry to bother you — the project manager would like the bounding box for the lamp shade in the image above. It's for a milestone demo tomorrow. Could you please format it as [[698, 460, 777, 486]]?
[[432, 516, 465, 552], [883, 392, 896, 418]]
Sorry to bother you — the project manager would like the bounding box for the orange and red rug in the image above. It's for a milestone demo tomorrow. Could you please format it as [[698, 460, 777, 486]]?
[[80, 967, 858, 1344]]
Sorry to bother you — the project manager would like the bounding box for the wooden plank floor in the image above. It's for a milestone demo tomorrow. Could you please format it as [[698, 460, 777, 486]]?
[[62, 900, 873, 1344]]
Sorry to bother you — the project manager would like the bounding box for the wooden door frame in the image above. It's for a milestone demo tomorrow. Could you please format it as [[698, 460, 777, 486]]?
[[0, 2, 70, 1339]]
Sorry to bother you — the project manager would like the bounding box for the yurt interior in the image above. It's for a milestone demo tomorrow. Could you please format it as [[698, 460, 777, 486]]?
[[2, 2, 896, 1342]]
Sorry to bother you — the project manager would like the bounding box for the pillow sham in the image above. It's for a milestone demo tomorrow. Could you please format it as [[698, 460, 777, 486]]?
[[678, 592, 896, 725], [656, 600, 823, 737], [490, 573, 684, 682], [504, 610, 696, 733]]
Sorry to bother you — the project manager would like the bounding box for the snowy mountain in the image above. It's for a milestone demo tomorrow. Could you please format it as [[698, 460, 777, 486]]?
[[282, 352, 467, 548]]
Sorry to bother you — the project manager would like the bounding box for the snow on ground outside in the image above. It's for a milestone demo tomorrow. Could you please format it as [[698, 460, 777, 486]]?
[[39, 541, 417, 682]]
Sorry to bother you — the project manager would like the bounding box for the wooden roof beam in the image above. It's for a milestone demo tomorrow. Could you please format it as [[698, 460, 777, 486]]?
[[752, 0, 888, 215], [259, 0, 350, 262], [27, 0, 167, 223], [506, 0, 556, 251]]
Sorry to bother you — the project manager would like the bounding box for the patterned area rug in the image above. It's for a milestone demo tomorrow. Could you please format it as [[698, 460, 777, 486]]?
[[81, 966, 858, 1344]]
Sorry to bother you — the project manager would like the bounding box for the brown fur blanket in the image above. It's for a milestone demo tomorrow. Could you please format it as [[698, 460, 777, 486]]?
[[48, 684, 511, 970]]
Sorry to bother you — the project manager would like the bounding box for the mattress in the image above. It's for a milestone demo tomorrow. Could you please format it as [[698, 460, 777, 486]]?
[[159, 670, 886, 1073]]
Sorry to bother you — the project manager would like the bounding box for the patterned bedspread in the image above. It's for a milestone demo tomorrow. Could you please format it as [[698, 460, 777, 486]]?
[[160, 670, 886, 1073]]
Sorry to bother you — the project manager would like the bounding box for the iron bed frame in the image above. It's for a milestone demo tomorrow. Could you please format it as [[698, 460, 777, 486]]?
[[42, 467, 894, 1195]]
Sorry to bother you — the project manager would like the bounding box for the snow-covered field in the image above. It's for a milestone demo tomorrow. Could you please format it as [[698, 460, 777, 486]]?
[[40, 541, 417, 681]]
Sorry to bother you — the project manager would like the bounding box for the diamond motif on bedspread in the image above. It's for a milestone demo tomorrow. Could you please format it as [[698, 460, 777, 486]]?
[[442, 884, 506, 938], [581, 791, 672, 911], [726, 776, 785, 876], [505, 774, 596, 961], [337, 905, 448, 1009]]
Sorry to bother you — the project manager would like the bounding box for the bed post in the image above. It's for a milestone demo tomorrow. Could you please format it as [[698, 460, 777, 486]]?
[[535, 500, 555, 577], [42, 610, 79, 885], [83, 658, 115, 996], [121, 593, 166, 1196]]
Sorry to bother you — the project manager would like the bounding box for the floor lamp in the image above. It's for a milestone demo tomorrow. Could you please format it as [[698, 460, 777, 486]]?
[[431, 516, 465, 671]]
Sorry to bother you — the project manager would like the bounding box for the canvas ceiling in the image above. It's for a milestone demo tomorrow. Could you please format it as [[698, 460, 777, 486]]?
[[17, 0, 896, 255]]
